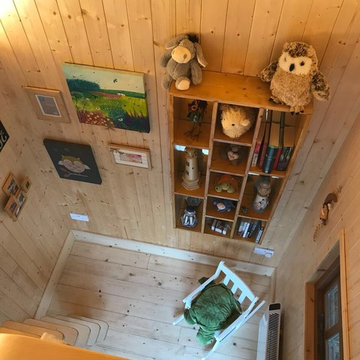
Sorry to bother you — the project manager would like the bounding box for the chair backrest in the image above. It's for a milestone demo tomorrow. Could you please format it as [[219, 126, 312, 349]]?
[[216, 261, 258, 306]]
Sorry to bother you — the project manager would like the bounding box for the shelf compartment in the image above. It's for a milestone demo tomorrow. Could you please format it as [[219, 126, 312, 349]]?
[[210, 142, 249, 176], [206, 196, 237, 221], [175, 195, 203, 233], [213, 106, 258, 146], [233, 217, 267, 243], [172, 97, 213, 149], [207, 172, 242, 200], [174, 120, 211, 149], [204, 217, 232, 238], [174, 172, 206, 198], [239, 174, 282, 221]]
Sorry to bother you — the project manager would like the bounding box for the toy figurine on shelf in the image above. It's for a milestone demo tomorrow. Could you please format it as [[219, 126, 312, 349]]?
[[212, 198, 236, 212], [181, 206, 198, 228], [182, 147, 200, 190], [220, 144, 242, 166], [214, 174, 238, 194], [185, 100, 207, 139], [252, 176, 272, 213]]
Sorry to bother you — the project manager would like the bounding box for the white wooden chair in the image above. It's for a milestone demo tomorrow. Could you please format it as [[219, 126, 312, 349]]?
[[173, 261, 265, 360]]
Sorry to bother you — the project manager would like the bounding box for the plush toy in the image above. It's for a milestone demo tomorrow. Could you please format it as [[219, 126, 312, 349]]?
[[259, 41, 330, 113], [160, 33, 208, 91], [220, 105, 256, 139], [212, 199, 236, 212], [214, 174, 238, 194]]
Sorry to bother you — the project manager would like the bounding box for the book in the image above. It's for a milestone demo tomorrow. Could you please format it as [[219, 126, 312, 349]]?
[[241, 221, 250, 238], [251, 121, 266, 167], [262, 121, 280, 173], [273, 113, 285, 170], [237, 221, 245, 235], [276, 126, 295, 171], [255, 222, 265, 243], [258, 110, 272, 168]]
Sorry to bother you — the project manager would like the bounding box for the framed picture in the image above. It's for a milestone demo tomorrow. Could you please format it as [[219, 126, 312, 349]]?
[[2, 173, 20, 196], [4, 195, 20, 221], [63, 63, 150, 133], [0, 120, 9, 153], [21, 176, 31, 193], [44, 139, 102, 184], [24, 86, 71, 123], [109, 144, 151, 169]]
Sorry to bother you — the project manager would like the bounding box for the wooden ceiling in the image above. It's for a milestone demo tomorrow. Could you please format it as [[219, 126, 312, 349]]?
[[0, 0, 359, 307]]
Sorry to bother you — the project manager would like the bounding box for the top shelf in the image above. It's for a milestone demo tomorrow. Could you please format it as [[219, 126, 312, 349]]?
[[170, 71, 313, 115]]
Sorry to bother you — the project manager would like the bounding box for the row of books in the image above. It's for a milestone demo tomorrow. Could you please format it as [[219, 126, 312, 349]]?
[[237, 219, 265, 243], [251, 110, 295, 173]]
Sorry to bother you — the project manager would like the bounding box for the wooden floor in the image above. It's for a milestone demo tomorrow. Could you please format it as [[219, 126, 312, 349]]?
[[48, 241, 272, 360]]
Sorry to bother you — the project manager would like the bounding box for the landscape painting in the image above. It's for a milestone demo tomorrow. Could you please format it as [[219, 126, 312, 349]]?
[[63, 63, 150, 133]]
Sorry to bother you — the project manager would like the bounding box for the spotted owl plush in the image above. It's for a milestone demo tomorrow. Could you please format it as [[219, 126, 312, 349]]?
[[259, 41, 330, 113]]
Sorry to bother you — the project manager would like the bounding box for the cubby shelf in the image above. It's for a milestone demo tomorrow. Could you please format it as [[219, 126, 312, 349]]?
[[169, 71, 312, 244]]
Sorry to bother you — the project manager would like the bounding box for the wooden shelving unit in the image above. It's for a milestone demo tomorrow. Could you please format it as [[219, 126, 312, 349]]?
[[169, 71, 312, 244]]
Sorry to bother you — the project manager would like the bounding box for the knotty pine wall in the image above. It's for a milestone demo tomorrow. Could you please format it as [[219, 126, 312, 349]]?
[[0, 0, 359, 322], [275, 115, 360, 359]]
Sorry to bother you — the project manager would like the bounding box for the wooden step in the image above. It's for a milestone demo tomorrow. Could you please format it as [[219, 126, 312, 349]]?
[[0, 326, 39, 338], [53, 315, 100, 346], [71, 316, 109, 343], [24, 319, 78, 346], [1, 321, 63, 341], [41, 316, 89, 348]]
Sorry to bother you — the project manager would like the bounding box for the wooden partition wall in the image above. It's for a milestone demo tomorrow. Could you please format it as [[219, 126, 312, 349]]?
[[0, 0, 359, 323]]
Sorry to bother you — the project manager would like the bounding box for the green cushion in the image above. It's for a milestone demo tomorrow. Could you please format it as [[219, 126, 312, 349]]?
[[184, 282, 242, 345]]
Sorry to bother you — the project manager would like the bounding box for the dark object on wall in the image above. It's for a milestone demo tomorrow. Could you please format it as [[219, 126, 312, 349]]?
[[0, 121, 9, 153], [44, 139, 102, 185]]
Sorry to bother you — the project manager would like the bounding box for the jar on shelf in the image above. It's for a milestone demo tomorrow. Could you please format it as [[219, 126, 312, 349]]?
[[252, 176, 271, 213], [181, 206, 198, 228]]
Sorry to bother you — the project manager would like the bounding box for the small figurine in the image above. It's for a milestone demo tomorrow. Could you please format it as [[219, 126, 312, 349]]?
[[214, 174, 238, 194], [181, 206, 198, 228], [212, 199, 236, 212], [253, 176, 271, 213], [185, 100, 207, 139], [182, 147, 200, 190]]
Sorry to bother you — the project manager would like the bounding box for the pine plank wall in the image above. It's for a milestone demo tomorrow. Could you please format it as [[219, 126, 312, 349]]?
[[0, 0, 359, 355]]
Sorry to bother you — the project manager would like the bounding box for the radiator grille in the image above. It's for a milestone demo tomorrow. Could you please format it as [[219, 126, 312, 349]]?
[[266, 312, 280, 360]]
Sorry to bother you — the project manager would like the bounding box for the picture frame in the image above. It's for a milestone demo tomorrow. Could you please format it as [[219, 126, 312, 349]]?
[[21, 176, 31, 193], [24, 86, 71, 123], [0, 120, 9, 153], [2, 173, 20, 197], [109, 144, 151, 169], [4, 195, 20, 221], [44, 139, 102, 184]]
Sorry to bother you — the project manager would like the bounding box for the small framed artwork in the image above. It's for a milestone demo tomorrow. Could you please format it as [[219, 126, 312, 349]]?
[[2, 173, 20, 196], [24, 86, 71, 123], [4, 195, 20, 221], [109, 144, 151, 169], [21, 176, 31, 193], [44, 139, 102, 184]]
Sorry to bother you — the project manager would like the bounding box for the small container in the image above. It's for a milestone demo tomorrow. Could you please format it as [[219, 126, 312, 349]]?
[[181, 206, 198, 228]]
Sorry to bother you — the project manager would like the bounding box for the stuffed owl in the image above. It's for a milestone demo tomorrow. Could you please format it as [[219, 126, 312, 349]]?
[[259, 41, 330, 113]]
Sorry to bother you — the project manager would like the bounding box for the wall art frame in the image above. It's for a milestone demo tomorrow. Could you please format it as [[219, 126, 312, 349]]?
[[109, 143, 151, 169], [24, 86, 71, 123]]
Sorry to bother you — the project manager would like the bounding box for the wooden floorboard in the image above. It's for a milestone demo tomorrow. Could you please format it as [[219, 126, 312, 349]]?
[[48, 241, 272, 359]]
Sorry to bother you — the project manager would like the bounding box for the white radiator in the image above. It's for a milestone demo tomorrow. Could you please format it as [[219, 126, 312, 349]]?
[[256, 303, 282, 360]]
